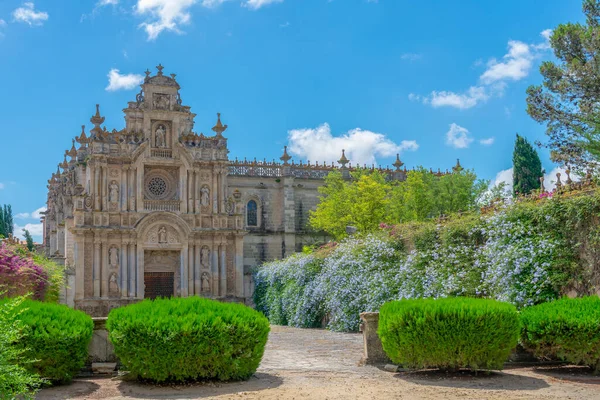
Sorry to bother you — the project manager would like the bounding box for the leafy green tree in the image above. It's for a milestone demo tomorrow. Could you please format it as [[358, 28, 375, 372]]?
[[403, 169, 434, 221], [526, 0, 600, 166], [347, 172, 389, 233], [309, 171, 352, 239], [513, 134, 543, 196], [23, 229, 35, 252], [0, 205, 13, 238]]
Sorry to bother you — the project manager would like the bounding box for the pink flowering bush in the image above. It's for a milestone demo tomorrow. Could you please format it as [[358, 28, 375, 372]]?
[[0, 243, 49, 301]]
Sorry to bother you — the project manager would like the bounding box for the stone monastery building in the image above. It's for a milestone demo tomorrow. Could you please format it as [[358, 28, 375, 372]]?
[[43, 65, 450, 316]]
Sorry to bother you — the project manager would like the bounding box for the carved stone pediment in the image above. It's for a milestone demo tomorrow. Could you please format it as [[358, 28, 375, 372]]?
[[146, 225, 180, 245]]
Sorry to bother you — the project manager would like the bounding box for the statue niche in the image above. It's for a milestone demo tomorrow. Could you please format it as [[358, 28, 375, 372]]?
[[201, 272, 211, 293], [201, 246, 210, 268], [109, 180, 119, 209], [109, 246, 119, 267], [146, 225, 180, 246], [155, 124, 167, 148]]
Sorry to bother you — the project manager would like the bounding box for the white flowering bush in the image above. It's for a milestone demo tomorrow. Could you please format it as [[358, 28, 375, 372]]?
[[255, 196, 588, 332]]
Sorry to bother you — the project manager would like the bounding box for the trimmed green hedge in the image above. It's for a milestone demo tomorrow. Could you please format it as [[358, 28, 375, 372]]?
[[5, 300, 93, 384], [107, 297, 270, 383], [520, 296, 600, 372], [378, 297, 520, 371]]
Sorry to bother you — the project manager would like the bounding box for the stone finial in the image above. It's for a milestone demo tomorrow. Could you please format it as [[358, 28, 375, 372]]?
[[170, 73, 177, 80], [540, 175, 545, 192], [586, 168, 593, 185], [556, 172, 562, 190], [393, 153, 404, 171], [90, 104, 105, 128], [565, 167, 573, 185], [156, 63, 164, 76], [280, 146, 292, 165], [452, 158, 463, 172], [211, 113, 228, 137], [60, 156, 69, 170], [338, 149, 349, 168]]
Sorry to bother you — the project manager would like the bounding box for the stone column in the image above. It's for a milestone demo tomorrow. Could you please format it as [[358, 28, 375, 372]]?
[[57, 225, 65, 256], [212, 168, 218, 214], [283, 176, 296, 257], [136, 167, 143, 212], [235, 236, 244, 298], [94, 166, 101, 210], [359, 312, 391, 365], [130, 168, 136, 212], [188, 244, 194, 296], [136, 245, 144, 299], [93, 238, 101, 297], [211, 243, 218, 294], [187, 171, 193, 213], [181, 245, 189, 297], [181, 167, 188, 213], [128, 243, 136, 298], [121, 241, 128, 298], [194, 171, 199, 213], [102, 165, 108, 211], [122, 167, 128, 212], [220, 244, 226, 296], [74, 235, 85, 300], [194, 243, 201, 295], [101, 241, 109, 298]]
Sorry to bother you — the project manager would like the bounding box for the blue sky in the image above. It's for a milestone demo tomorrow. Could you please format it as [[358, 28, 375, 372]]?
[[0, 0, 584, 240]]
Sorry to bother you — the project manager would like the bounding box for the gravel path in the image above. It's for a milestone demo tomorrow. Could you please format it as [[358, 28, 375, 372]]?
[[38, 326, 600, 399]]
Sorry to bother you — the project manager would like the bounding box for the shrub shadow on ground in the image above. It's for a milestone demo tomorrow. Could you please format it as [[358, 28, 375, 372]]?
[[115, 372, 284, 399], [532, 366, 600, 385], [37, 380, 101, 399], [394, 369, 550, 391]]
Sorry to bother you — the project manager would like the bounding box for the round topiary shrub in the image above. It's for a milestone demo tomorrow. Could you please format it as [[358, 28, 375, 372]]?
[[7, 299, 94, 384], [378, 297, 520, 371], [107, 297, 271, 382], [520, 296, 600, 373]]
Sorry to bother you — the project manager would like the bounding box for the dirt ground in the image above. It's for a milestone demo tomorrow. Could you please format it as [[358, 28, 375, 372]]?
[[38, 326, 600, 400]]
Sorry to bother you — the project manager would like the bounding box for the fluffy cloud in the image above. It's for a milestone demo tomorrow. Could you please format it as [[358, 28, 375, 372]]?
[[445, 123, 473, 149], [106, 69, 145, 91], [136, 0, 197, 40], [98, 0, 119, 5], [480, 137, 495, 146], [12, 2, 48, 26], [14, 223, 44, 241], [401, 53, 422, 62], [490, 166, 578, 194], [15, 207, 46, 220], [287, 123, 418, 167], [244, 0, 284, 9], [412, 30, 550, 110]]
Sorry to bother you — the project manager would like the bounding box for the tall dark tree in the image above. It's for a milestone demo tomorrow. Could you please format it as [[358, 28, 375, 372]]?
[[526, 0, 600, 167], [22, 229, 34, 251], [513, 134, 543, 196], [0, 204, 13, 238]]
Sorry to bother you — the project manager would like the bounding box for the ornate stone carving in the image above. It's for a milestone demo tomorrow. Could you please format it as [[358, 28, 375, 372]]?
[[109, 246, 119, 267], [155, 124, 166, 148], [226, 198, 235, 215], [201, 246, 210, 268], [200, 185, 210, 206], [153, 93, 171, 110], [109, 272, 119, 296], [158, 226, 167, 243], [201, 272, 211, 293], [109, 180, 119, 203]]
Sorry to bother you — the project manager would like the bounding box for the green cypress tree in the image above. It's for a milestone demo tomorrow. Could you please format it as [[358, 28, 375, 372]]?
[[23, 229, 34, 251], [512, 134, 543, 196]]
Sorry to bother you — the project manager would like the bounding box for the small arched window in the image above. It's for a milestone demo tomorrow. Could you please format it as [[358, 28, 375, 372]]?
[[247, 200, 258, 227]]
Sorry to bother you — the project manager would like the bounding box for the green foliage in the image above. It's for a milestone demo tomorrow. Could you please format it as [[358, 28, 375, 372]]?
[[0, 296, 43, 400], [513, 134, 542, 196], [520, 296, 600, 372], [22, 229, 34, 252], [0, 204, 13, 238], [107, 297, 270, 383], [4, 299, 93, 384], [378, 298, 520, 371], [309, 168, 487, 239], [526, 0, 600, 166]]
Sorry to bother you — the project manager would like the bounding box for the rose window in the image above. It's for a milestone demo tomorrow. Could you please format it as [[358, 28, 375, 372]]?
[[148, 177, 168, 198]]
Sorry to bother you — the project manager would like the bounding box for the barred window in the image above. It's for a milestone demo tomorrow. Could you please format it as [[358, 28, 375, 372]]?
[[247, 200, 258, 227]]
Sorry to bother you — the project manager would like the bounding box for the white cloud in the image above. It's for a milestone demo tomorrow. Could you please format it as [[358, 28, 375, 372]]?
[[491, 167, 514, 190], [480, 137, 495, 146], [445, 123, 473, 149], [0, 182, 4, 190], [244, 0, 284, 9], [414, 30, 551, 110], [106, 69, 144, 91], [287, 123, 418, 166], [0, 19, 6, 27], [98, 0, 119, 5], [480, 40, 535, 84], [201, 0, 229, 7], [490, 166, 579, 194], [12, 2, 49, 26], [429, 86, 489, 110], [401, 53, 422, 62], [15, 206, 46, 220], [136, 0, 197, 40], [14, 223, 44, 241]]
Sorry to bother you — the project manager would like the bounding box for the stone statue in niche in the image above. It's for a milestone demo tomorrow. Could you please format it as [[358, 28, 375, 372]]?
[[155, 125, 166, 148], [201, 272, 210, 293], [109, 181, 119, 203], [109, 272, 119, 294], [201, 246, 210, 268], [158, 226, 167, 244], [109, 246, 119, 267], [201, 186, 210, 206]]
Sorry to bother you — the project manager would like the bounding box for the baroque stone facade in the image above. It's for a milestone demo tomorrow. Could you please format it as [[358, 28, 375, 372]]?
[[43, 65, 439, 316]]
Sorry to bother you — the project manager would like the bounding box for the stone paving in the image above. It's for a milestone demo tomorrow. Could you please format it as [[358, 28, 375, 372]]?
[[258, 325, 371, 374]]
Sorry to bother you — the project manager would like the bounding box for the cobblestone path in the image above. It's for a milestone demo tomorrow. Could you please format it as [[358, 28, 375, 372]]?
[[258, 325, 368, 373]]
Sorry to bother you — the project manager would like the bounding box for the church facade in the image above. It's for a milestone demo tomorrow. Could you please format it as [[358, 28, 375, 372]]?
[[43, 65, 426, 316]]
